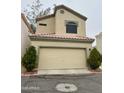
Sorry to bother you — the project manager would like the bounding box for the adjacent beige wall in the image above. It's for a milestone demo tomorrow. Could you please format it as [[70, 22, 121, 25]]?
[[21, 18, 31, 72], [21, 19, 31, 57], [55, 9, 86, 36], [36, 17, 55, 34], [96, 32, 102, 54]]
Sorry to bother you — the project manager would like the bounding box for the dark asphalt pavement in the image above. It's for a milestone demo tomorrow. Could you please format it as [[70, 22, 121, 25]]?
[[21, 73, 102, 93]]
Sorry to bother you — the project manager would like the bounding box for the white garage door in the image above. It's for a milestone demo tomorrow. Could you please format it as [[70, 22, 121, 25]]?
[[38, 48, 86, 70]]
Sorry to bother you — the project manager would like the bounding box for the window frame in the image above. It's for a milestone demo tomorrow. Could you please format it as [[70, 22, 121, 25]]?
[[65, 21, 78, 34]]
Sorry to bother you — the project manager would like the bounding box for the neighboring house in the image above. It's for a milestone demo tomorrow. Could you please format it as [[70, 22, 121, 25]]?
[[21, 13, 34, 72], [29, 5, 94, 74], [95, 32, 102, 54]]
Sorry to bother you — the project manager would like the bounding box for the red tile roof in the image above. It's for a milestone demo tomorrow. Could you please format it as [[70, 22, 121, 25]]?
[[29, 33, 94, 43]]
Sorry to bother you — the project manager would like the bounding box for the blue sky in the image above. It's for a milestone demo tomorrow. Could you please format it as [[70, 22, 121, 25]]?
[[21, 0, 102, 39]]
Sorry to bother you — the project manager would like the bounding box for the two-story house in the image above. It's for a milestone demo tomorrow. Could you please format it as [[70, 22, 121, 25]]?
[[29, 5, 94, 74]]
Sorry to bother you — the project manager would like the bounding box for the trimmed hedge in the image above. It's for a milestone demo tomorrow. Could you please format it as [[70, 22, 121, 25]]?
[[22, 46, 36, 72], [87, 48, 102, 69]]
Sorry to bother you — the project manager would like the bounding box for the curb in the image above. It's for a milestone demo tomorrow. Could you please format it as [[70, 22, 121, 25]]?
[[21, 72, 102, 77]]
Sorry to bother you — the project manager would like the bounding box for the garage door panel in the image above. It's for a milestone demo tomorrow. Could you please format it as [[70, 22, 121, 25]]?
[[38, 48, 86, 70]]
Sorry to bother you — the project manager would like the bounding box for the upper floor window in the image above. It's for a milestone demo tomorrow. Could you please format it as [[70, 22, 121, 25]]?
[[66, 22, 77, 34], [39, 23, 47, 26]]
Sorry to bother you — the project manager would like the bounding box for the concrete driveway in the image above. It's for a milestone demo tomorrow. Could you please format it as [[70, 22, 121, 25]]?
[[21, 73, 102, 93]]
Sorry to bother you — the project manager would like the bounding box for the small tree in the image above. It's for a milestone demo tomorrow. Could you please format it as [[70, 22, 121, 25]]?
[[22, 0, 52, 33], [87, 48, 102, 70], [23, 0, 51, 25], [22, 46, 36, 72]]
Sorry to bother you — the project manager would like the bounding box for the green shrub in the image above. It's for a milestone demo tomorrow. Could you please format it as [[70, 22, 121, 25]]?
[[87, 48, 102, 69], [22, 46, 36, 72]]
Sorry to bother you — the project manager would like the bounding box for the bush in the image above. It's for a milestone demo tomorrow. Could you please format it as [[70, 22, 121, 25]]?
[[22, 46, 36, 72], [87, 48, 102, 69]]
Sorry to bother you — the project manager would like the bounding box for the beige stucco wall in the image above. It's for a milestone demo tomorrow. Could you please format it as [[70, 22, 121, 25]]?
[[21, 19, 31, 57], [96, 32, 102, 54], [36, 17, 55, 34], [36, 8, 86, 36], [31, 40, 92, 58], [55, 9, 86, 36], [21, 18, 31, 72]]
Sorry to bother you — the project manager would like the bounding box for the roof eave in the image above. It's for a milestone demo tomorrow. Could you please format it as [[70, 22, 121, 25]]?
[[29, 36, 94, 43], [36, 14, 55, 22], [36, 5, 87, 22], [54, 5, 87, 21], [21, 13, 34, 34]]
